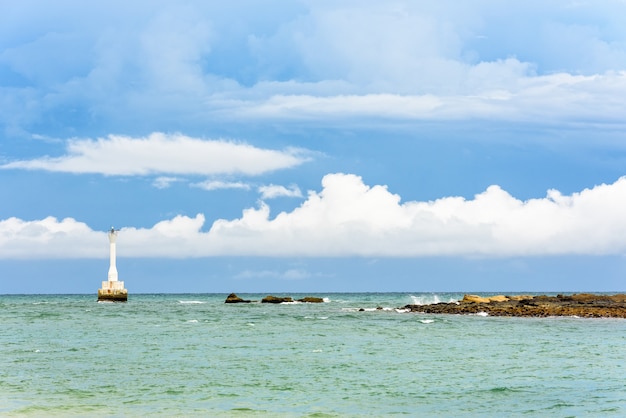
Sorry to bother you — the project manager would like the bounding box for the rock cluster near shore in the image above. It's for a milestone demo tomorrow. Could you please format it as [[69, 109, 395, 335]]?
[[224, 293, 324, 304], [403, 293, 626, 318]]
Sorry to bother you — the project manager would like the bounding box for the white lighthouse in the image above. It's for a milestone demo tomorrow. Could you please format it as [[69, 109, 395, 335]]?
[[97, 227, 128, 302]]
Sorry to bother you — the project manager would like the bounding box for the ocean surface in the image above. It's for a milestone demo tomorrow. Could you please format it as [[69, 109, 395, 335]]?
[[1, 293, 625, 417]]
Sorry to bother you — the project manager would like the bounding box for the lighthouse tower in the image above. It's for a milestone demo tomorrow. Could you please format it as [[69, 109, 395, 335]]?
[[97, 227, 128, 302]]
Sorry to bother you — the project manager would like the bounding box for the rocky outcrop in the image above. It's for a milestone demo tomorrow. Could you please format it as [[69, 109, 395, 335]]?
[[402, 293, 626, 318], [225, 293, 327, 304], [462, 294, 491, 303], [462, 294, 517, 303], [261, 295, 294, 304], [224, 293, 253, 303]]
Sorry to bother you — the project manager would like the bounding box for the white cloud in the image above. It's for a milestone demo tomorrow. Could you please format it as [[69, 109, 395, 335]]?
[[2, 173, 626, 259], [3, 1, 626, 135], [0, 133, 310, 176], [229, 70, 626, 125], [138, 5, 213, 94], [0, 216, 104, 259], [192, 180, 251, 191], [258, 184, 302, 199], [152, 176, 182, 189], [290, 2, 472, 91]]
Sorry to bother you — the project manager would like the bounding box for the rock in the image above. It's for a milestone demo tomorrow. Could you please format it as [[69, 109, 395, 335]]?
[[462, 294, 510, 303], [261, 295, 294, 304], [507, 295, 534, 301], [570, 293, 602, 303], [224, 293, 252, 303], [227, 294, 326, 304], [462, 294, 491, 303], [487, 295, 509, 303], [297, 297, 325, 303], [610, 294, 626, 303], [402, 293, 626, 318]]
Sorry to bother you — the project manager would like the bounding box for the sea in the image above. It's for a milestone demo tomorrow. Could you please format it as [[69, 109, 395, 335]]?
[[1, 292, 624, 417]]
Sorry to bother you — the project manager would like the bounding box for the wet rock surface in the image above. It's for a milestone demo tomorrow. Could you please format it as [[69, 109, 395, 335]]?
[[402, 293, 626, 318]]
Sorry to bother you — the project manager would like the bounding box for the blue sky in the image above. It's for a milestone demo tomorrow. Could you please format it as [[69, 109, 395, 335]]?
[[2, 0, 626, 294]]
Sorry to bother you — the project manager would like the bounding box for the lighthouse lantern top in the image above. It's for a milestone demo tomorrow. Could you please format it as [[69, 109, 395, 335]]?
[[108, 226, 118, 243]]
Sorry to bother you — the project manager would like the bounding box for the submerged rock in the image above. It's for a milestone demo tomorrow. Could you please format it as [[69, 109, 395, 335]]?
[[402, 293, 626, 318]]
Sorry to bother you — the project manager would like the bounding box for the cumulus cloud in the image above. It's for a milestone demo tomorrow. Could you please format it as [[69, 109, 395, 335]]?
[[258, 184, 302, 199], [0, 133, 309, 176], [0, 217, 104, 259], [2, 173, 626, 259]]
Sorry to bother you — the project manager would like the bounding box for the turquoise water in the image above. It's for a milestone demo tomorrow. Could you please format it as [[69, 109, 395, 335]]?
[[1, 293, 625, 417]]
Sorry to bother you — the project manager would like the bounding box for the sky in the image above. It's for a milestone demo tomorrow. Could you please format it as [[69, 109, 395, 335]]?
[[1, 0, 626, 294]]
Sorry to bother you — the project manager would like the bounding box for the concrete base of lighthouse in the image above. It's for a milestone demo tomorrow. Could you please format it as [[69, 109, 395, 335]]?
[[98, 280, 128, 302]]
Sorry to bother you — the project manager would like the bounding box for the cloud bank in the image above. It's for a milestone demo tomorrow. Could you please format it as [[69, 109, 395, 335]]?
[[2, 173, 626, 259], [0, 133, 309, 176], [230, 72, 626, 125], [2, 1, 626, 137]]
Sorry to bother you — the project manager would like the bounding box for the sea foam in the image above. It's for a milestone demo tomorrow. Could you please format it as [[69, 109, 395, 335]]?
[[409, 294, 457, 305]]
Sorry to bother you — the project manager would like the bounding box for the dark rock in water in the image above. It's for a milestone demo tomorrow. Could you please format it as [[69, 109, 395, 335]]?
[[297, 297, 325, 303], [225, 293, 252, 303], [401, 293, 626, 318], [228, 294, 325, 304], [262, 295, 294, 304]]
